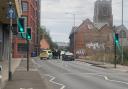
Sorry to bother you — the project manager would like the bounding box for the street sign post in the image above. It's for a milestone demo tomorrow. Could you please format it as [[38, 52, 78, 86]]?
[[7, 1, 16, 81]]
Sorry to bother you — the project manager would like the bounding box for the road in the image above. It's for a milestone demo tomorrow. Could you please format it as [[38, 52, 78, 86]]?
[[34, 59, 128, 89]]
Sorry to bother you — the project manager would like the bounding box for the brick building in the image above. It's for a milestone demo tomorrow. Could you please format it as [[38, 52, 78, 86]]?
[[69, 0, 128, 60], [40, 39, 50, 50], [69, 0, 114, 58], [69, 19, 113, 58], [12, 0, 41, 58], [0, 0, 21, 60]]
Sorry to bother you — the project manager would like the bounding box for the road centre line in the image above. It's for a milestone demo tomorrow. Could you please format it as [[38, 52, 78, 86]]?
[[44, 74, 66, 89]]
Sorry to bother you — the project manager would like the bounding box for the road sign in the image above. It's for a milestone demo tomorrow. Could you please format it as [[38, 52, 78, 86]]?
[[7, 7, 16, 19]]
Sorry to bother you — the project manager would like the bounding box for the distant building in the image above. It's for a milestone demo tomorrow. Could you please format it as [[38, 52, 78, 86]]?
[[56, 42, 69, 49], [93, 0, 113, 26], [40, 39, 50, 50], [116, 25, 128, 47]]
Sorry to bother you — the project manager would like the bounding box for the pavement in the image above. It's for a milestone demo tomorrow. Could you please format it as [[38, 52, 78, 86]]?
[[76, 59, 128, 72], [0, 58, 21, 89], [2, 58, 52, 89]]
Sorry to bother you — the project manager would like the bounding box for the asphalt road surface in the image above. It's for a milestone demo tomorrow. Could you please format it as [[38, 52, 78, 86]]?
[[34, 59, 128, 89]]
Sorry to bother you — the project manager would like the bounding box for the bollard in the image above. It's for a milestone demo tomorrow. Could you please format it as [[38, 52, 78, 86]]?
[[0, 65, 2, 89]]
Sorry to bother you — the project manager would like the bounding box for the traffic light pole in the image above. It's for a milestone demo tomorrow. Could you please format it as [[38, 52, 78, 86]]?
[[27, 39, 29, 71], [114, 37, 117, 68], [9, 15, 13, 80]]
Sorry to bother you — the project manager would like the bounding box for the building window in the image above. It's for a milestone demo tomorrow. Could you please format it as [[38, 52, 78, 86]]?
[[120, 30, 126, 38], [18, 43, 27, 53], [22, 2, 28, 12], [102, 7, 108, 16]]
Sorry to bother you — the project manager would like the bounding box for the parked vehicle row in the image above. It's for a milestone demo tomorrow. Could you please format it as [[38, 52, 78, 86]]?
[[39, 49, 75, 61]]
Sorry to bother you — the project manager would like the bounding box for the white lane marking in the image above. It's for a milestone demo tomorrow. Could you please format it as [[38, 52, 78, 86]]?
[[0, 75, 2, 79], [104, 76, 128, 85], [45, 74, 66, 89], [32, 59, 42, 68], [104, 76, 109, 80], [20, 88, 33, 89]]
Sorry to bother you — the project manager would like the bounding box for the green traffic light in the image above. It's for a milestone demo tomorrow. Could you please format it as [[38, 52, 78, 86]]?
[[17, 18, 25, 33], [20, 28, 24, 32], [27, 36, 30, 39], [115, 33, 119, 43], [26, 27, 31, 40], [115, 40, 118, 43]]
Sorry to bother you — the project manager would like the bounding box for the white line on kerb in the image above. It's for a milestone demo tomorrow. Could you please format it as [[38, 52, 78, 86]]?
[[104, 76, 128, 85], [45, 74, 66, 89]]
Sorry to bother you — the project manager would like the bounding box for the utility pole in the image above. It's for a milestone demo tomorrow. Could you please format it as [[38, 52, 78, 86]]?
[[73, 14, 76, 58], [65, 12, 76, 58], [114, 38, 117, 68], [121, 0, 124, 64], [122, 0, 124, 25]]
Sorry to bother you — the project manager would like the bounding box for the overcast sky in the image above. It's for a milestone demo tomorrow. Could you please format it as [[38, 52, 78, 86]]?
[[40, 0, 128, 42]]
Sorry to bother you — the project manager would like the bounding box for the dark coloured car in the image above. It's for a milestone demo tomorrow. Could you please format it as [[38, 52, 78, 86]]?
[[62, 52, 74, 61]]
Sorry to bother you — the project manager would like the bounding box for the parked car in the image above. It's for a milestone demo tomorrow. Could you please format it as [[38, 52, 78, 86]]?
[[40, 49, 52, 60], [62, 52, 74, 61]]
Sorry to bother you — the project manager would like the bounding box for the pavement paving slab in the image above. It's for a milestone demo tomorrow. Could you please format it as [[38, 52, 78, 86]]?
[[3, 58, 52, 89]]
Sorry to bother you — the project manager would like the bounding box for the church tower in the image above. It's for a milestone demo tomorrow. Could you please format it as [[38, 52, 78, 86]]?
[[93, 0, 113, 26]]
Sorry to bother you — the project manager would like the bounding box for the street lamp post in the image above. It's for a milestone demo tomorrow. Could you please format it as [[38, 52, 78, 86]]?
[[65, 13, 76, 57], [73, 14, 76, 58]]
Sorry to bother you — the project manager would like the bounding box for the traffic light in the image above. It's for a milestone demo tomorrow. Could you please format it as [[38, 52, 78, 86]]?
[[115, 33, 119, 43], [17, 17, 25, 33], [26, 27, 31, 40]]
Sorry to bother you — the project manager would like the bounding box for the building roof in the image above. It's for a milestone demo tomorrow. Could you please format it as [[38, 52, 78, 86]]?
[[71, 26, 78, 34], [116, 25, 128, 31], [94, 23, 108, 30]]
